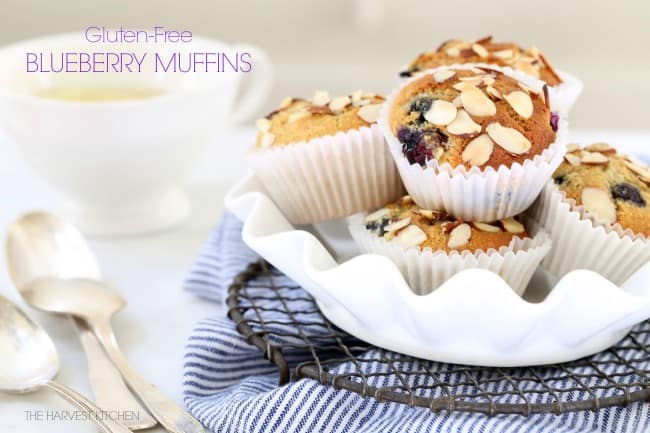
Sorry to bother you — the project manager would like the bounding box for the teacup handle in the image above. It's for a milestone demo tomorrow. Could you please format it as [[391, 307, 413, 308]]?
[[228, 44, 273, 125]]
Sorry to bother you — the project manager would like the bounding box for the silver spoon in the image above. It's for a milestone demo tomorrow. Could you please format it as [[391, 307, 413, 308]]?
[[6, 212, 204, 433], [6, 212, 157, 430], [0, 294, 132, 433]]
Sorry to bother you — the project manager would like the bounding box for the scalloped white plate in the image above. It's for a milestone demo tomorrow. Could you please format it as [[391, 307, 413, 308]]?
[[225, 174, 650, 367]]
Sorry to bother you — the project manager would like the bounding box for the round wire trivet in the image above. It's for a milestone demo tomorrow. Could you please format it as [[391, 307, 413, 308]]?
[[226, 260, 650, 416]]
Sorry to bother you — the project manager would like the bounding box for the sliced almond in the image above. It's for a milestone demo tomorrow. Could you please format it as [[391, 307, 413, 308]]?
[[581, 151, 609, 165], [486, 122, 531, 155], [492, 49, 514, 60], [433, 69, 456, 83], [473, 222, 501, 232], [364, 208, 390, 223], [482, 76, 496, 86], [564, 153, 582, 166], [514, 59, 540, 78], [453, 81, 480, 92], [485, 85, 502, 100], [452, 95, 463, 107], [312, 90, 330, 107], [501, 217, 525, 234], [446, 47, 461, 57], [394, 224, 427, 248], [260, 132, 275, 148], [357, 103, 382, 123], [503, 90, 534, 119], [351, 90, 364, 103], [287, 111, 310, 124], [418, 209, 442, 220], [384, 217, 411, 233], [256, 117, 272, 132], [447, 223, 471, 249], [459, 76, 485, 84], [447, 109, 482, 136], [462, 134, 494, 166], [279, 97, 294, 109], [472, 43, 489, 58], [585, 142, 616, 154], [624, 160, 650, 184], [461, 86, 496, 117], [581, 187, 617, 224], [566, 143, 581, 153], [424, 100, 458, 126], [517, 82, 535, 94], [329, 95, 351, 113], [354, 98, 371, 107]]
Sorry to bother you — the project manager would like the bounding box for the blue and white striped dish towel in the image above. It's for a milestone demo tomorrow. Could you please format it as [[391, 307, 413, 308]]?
[[182, 213, 650, 433]]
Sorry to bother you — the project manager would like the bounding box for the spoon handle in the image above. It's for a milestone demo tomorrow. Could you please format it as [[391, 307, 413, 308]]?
[[92, 319, 205, 433], [45, 380, 133, 433], [74, 317, 157, 430]]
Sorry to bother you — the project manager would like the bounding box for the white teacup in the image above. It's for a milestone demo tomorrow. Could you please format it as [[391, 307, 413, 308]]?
[[0, 32, 272, 235]]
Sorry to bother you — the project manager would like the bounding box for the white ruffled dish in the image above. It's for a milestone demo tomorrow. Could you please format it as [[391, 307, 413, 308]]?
[[225, 173, 650, 367]]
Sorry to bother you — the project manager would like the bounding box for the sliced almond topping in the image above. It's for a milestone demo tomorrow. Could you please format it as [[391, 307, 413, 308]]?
[[624, 160, 650, 184], [256, 118, 272, 132], [473, 222, 501, 233], [385, 217, 411, 233], [401, 195, 414, 205], [260, 132, 275, 148], [501, 218, 525, 234], [462, 134, 494, 166], [514, 59, 540, 78], [279, 97, 294, 109], [492, 49, 514, 60], [287, 111, 310, 124], [394, 224, 427, 248], [447, 109, 482, 136], [564, 153, 582, 166], [503, 90, 534, 119], [585, 142, 616, 154], [485, 85, 502, 100], [461, 86, 496, 117], [566, 143, 581, 153], [482, 76, 496, 86], [581, 187, 617, 224], [312, 90, 330, 107], [365, 208, 390, 223], [418, 209, 442, 220], [357, 103, 382, 123], [472, 43, 489, 58], [453, 81, 479, 92], [351, 90, 364, 103], [446, 47, 461, 57], [424, 100, 458, 126], [448, 223, 472, 249], [433, 69, 456, 83], [354, 98, 371, 107], [452, 95, 463, 107], [581, 151, 609, 165], [459, 76, 485, 84], [329, 95, 351, 113], [486, 122, 531, 155]]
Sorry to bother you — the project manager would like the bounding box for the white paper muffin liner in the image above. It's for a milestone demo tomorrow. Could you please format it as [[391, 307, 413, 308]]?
[[529, 182, 650, 286], [348, 213, 551, 296], [381, 64, 568, 222], [248, 124, 404, 225]]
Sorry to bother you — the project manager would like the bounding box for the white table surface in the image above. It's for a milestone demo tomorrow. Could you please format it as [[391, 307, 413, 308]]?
[[0, 127, 648, 432]]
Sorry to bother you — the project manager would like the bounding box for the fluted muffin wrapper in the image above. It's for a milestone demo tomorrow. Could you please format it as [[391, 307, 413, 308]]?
[[381, 63, 568, 222], [248, 124, 404, 225], [528, 181, 650, 286], [348, 213, 551, 296]]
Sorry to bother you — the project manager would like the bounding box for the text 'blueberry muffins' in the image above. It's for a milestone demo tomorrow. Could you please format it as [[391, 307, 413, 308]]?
[[399, 36, 583, 113], [380, 64, 567, 221], [349, 195, 551, 295], [530, 143, 650, 285], [248, 91, 404, 224]]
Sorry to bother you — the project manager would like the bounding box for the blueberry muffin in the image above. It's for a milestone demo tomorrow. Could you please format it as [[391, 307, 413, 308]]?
[[350, 195, 551, 295], [255, 91, 385, 148], [389, 66, 558, 170], [400, 36, 563, 86], [552, 143, 650, 236], [248, 91, 403, 225], [363, 195, 530, 252]]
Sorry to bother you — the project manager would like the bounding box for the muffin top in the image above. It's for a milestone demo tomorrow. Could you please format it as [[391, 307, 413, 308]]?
[[400, 36, 563, 86], [364, 195, 530, 252], [390, 66, 557, 170], [255, 91, 385, 148], [553, 143, 650, 236]]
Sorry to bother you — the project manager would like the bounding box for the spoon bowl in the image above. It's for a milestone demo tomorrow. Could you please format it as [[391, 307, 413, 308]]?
[[0, 295, 59, 392]]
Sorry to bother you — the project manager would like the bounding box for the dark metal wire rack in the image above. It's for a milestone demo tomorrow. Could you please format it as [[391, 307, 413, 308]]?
[[226, 260, 650, 416]]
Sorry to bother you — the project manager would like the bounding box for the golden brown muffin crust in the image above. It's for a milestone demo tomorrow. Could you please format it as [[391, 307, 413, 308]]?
[[401, 36, 563, 86], [390, 67, 557, 170], [553, 143, 650, 237], [255, 91, 385, 148], [364, 195, 530, 253]]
